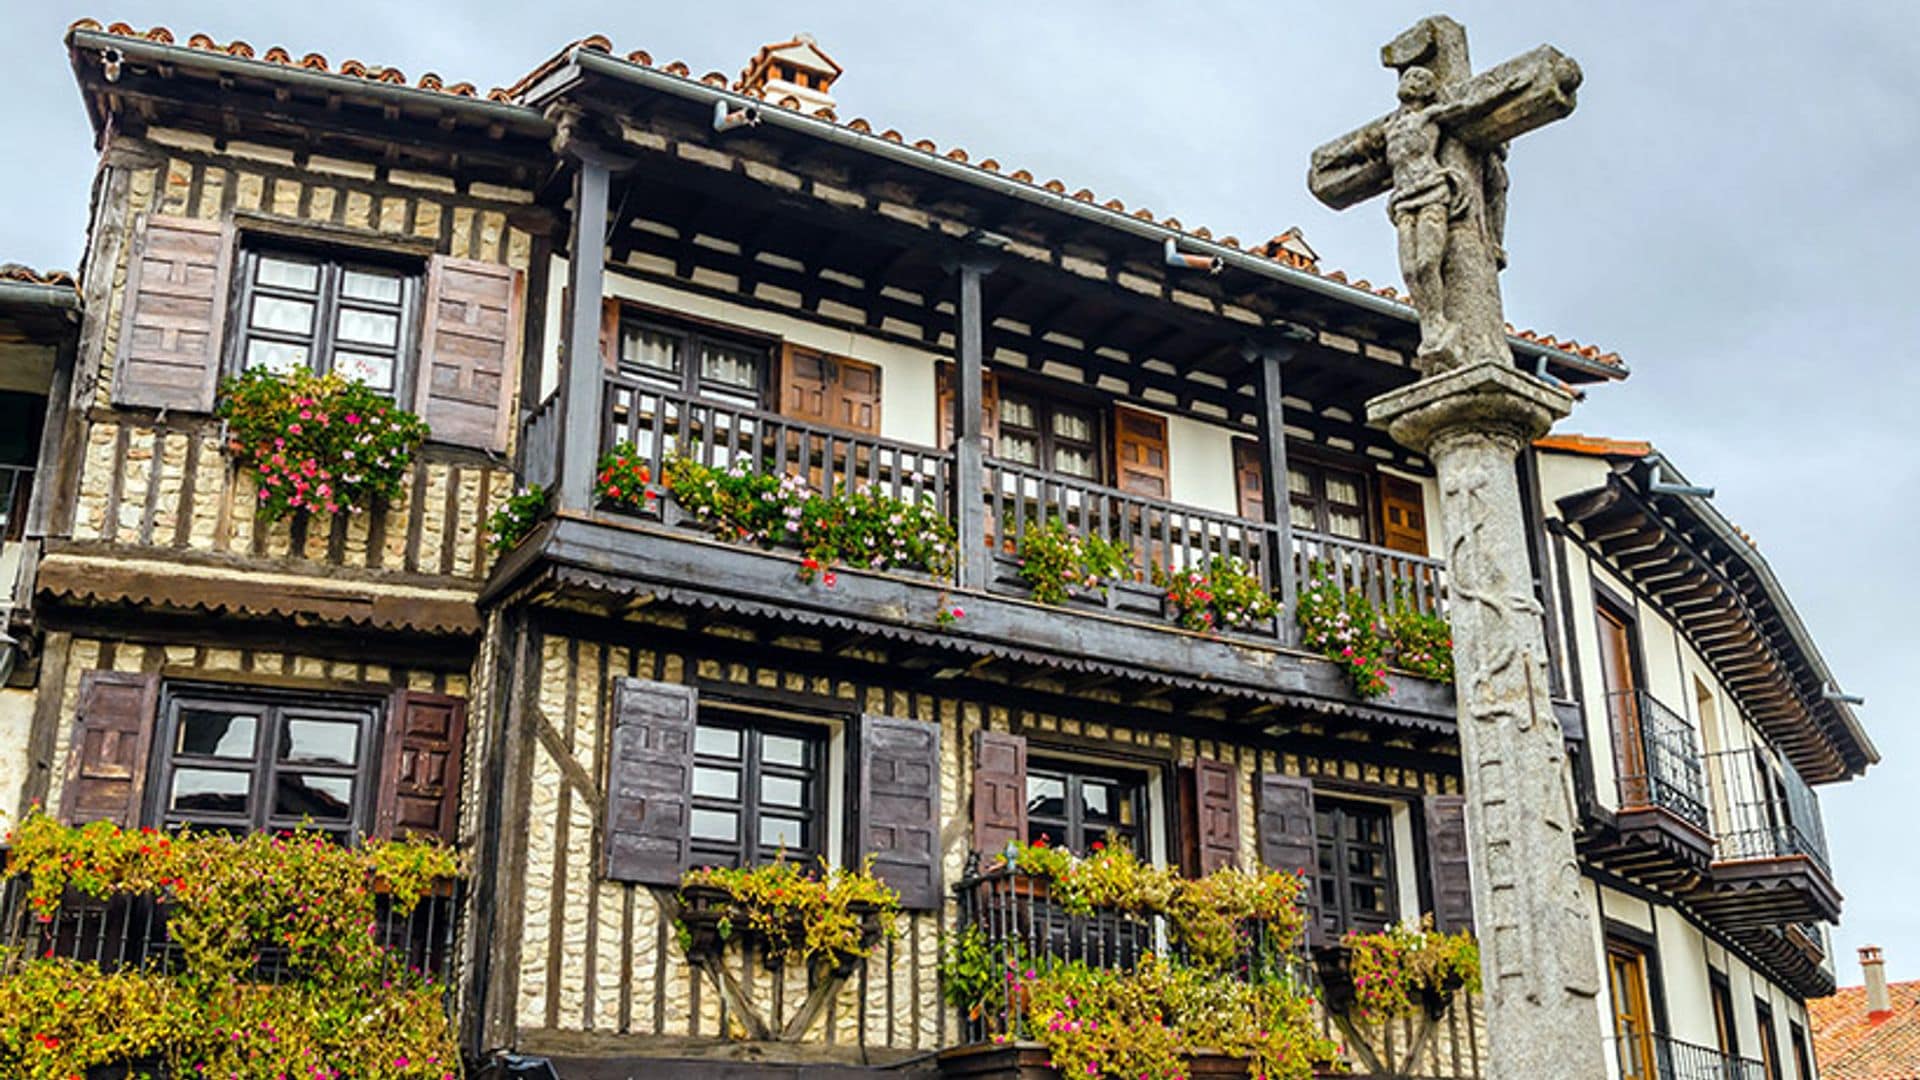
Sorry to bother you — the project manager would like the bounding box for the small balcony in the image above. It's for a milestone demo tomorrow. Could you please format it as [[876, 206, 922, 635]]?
[[1690, 747, 1841, 930], [1616, 1033, 1766, 1080], [1580, 690, 1715, 890]]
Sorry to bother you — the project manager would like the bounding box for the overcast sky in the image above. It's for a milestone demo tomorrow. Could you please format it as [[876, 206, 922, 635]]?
[[3, 1, 1914, 985]]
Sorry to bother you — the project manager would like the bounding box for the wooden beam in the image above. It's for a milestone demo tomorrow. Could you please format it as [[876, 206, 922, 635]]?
[[557, 152, 615, 512], [955, 258, 992, 591]]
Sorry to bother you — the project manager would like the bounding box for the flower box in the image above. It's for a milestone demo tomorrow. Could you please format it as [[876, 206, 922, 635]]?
[[1312, 942, 1465, 1022]]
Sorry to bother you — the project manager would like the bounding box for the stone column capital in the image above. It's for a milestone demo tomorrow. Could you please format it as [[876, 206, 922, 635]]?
[[1365, 360, 1574, 458]]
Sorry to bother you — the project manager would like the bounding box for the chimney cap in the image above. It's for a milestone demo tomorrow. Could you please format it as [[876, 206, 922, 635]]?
[[1863, 945, 1886, 963]]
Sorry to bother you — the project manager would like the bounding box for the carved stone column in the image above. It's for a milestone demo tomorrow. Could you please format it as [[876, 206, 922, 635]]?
[[1367, 360, 1607, 1080]]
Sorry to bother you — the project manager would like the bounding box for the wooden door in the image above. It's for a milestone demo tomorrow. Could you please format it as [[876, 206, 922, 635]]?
[[1232, 439, 1265, 521], [1112, 407, 1169, 499], [1378, 475, 1430, 555], [1596, 601, 1647, 806], [1608, 946, 1657, 1080]]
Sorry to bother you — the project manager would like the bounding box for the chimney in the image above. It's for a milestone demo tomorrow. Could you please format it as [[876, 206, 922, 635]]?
[[1863, 945, 1891, 1020], [737, 33, 843, 115]]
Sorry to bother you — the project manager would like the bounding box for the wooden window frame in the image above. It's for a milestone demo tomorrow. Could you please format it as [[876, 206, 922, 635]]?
[[1287, 450, 1375, 543], [1755, 998, 1783, 1080], [687, 706, 829, 868], [616, 309, 773, 409], [993, 376, 1106, 483], [147, 683, 383, 842], [1789, 1021, 1812, 1080], [1710, 968, 1741, 1061], [227, 240, 423, 403], [1314, 796, 1399, 937], [1608, 938, 1659, 1080], [1025, 756, 1151, 858]]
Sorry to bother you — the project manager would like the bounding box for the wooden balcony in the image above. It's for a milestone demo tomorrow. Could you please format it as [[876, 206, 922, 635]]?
[[1689, 748, 1841, 930], [1578, 690, 1715, 891]]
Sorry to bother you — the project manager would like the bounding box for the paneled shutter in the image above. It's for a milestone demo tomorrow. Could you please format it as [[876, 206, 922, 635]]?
[[835, 356, 883, 436], [1184, 758, 1242, 875], [600, 296, 622, 372], [375, 691, 468, 843], [1379, 475, 1430, 556], [1233, 439, 1266, 521], [1424, 793, 1475, 933], [779, 344, 834, 426], [602, 677, 698, 885], [1113, 406, 1169, 498], [58, 671, 160, 827], [936, 364, 1000, 452], [112, 215, 234, 412], [416, 255, 525, 453], [970, 729, 1027, 855], [1255, 773, 1319, 939], [859, 715, 942, 910]]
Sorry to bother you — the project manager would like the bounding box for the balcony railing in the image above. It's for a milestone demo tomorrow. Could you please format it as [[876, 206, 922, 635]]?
[[1706, 747, 1830, 874], [1617, 1033, 1766, 1080], [1606, 690, 1710, 832]]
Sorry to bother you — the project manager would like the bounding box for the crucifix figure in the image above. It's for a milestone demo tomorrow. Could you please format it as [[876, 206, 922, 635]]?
[[1313, 17, 1613, 1080], [1310, 16, 1580, 374]]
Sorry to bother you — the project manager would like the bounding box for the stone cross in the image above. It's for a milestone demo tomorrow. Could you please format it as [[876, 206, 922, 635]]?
[[1309, 16, 1581, 375], [1310, 16, 1611, 1080]]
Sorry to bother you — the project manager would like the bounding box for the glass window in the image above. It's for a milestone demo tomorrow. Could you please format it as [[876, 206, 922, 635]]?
[[1314, 799, 1397, 937], [687, 709, 826, 867], [616, 315, 767, 407], [1026, 760, 1146, 856], [1289, 460, 1373, 542], [233, 246, 418, 396], [997, 389, 1101, 480], [154, 691, 377, 841]]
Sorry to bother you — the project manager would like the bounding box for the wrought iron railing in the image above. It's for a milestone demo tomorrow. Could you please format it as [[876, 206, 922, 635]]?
[[1606, 690, 1711, 832], [1705, 746, 1830, 874], [0, 462, 31, 542], [1617, 1033, 1767, 1080]]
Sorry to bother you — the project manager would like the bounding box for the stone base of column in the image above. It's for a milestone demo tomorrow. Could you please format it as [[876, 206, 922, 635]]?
[[1368, 360, 1609, 1080]]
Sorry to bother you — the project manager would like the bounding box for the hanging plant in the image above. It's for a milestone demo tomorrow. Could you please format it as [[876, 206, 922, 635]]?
[[1384, 600, 1454, 684], [1017, 516, 1135, 605], [1295, 569, 1391, 698], [216, 367, 428, 523], [676, 857, 899, 973], [486, 484, 551, 555], [594, 440, 659, 511], [1333, 918, 1481, 1022], [1152, 556, 1280, 633]]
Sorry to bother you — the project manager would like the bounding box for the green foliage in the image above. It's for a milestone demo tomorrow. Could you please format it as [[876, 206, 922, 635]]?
[[1017, 517, 1135, 605], [1152, 556, 1280, 633], [0, 812, 461, 1079], [486, 484, 551, 555], [678, 857, 901, 971], [1296, 569, 1458, 698], [595, 440, 658, 510], [216, 367, 429, 523], [1384, 598, 1454, 684], [938, 924, 1020, 1018], [1342, 918, 1482, 1022]]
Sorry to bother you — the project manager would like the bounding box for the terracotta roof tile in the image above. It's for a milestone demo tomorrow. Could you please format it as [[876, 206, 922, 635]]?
[[1533, 433, 1655, 458], [0, 264, 78, 288], [1812, 981, 1920, 1080]]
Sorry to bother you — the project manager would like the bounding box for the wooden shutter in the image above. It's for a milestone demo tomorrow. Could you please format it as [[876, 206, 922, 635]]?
[[971, 729, 1027, 855], [600, 296, 621, 372], [1424, 793, 1475, 933], [779, 344, 833, 426], [1255, 773, 1319, 940], [834, 356, 882, 436], [1113, 406, 1169, 498], [1379, 475, 1430, 555], [936, 364, 1000, 451], [1182, 758, 1242, 875], [416, 255, 525, 453], [375, 690, 467, 843], [112, 215, 234, 412], [603, 677, 698, 885], [859, 715, 942, 910], [1233, 439, 1266, 521], [58, 671, 159, 827]]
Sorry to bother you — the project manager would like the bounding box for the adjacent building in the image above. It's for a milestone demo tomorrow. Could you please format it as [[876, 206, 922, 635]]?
[[0, 20, 1876, 1080], [1810, 948, 1920, 1080]]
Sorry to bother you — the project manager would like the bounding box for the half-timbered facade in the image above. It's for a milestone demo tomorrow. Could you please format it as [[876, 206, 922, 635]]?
[[0, 20, 1875, 1080]]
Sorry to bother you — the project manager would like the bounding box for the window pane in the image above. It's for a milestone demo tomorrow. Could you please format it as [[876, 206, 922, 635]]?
[[695, 726, 741, 759], [1329, 511, 1366, 540], [246, 340, 309, 374], [250, 296, 315, 335], [176, 708, 257, 759], [340, 269, 402, 304], [622, 326, 681, 374], [280, 719, 359, 766], [699, 343, 759, 390], [1289, 503, 1318, 530], [759, 815, 806, 850], [171, 769, 250, 815], [1000, 399, 1034, 430], [1054, 446, 1096, 478], [1052, 410, 1092, 442], [1287, 468, 1313, 498], [761, 774, 804, 808], [257, 257, 320, 292], [691, 808, 738, 842], [693, 766, 739, 800], [335, 308, 399, 347], [275, 774, 354, 821], [1000, 434, 1039, 467], [1028, 823, 1063, 848], [1081, 782, 1112, 821], [761, 734, 806, 768], [1026, 775, 1065, 817], [332, 351, 395, 391], [1326, 475, 1361, 506]]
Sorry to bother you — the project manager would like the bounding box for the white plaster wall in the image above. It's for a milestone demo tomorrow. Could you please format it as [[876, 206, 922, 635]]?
[[1601, 886, 1655, 932], [0, 686, 32, 831], [1653, 905, 1718, 1047]]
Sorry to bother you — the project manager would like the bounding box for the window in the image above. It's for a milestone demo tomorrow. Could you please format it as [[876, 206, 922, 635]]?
[[1026, 760, 1147, 855], [1314, 798, 1397, 936], [688, 709, 826, 867], [233, 246, 419, 395], [997, 389, 1101, 481], [1711, 970, 1741, 1062], [151, 687, 379, 841], [618, 313, 769, 409], [1790, 1022, 1812, 1080], [1755, 999, 1783, 1080], [1289, 459, 1370, 541], [1608, 943, 1658, 1080]]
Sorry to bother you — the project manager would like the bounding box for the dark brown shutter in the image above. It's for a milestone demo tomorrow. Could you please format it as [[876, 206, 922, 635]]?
[[937, 364, 999, 451], [416, 255, 525, 453], [1424, 793, 1475, 933], [58, 671, 159, 827], [1380, 475, 1430, 556], [600, 296, 621, 372], [1113, 406, 1169, 498], [779, 343, 833, 426], [858, 715, 942, 910], [112, 215, 234, 412], [602, 677, 698, 885], [1233, 439, 1266, 521], [1181, 758, 1242, 875], [970, 729, 1027, 855], [835, 356, 883, 436], [375, 691, 468, 843], [1255, 773, 1319, 939]]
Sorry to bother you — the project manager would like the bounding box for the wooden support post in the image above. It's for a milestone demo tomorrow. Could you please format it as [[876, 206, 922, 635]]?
[[556, 153, 613, 513], [1252, 343, 1298, 640], [955, 259, 993, 590]]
